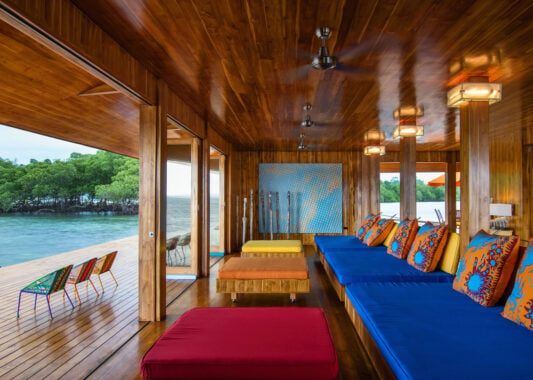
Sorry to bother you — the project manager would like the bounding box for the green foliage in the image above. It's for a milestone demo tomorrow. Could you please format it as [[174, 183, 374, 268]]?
[[0, 152, 139, 212], [380, 177, 454, 203]]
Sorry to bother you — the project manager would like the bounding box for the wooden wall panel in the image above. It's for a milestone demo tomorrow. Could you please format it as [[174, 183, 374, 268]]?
[[490, 81, 524, 238], [189, 138, 202, 276], [0, 0, 156, 103], [233, 151, 372, 249]]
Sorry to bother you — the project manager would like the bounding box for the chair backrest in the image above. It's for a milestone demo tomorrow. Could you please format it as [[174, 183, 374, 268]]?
[[93, 251, 118, 275], [177, 233, 191, 246], [50, 264, 74, 294], [70, 258, 98, 284], [166, 238, 178, 250]]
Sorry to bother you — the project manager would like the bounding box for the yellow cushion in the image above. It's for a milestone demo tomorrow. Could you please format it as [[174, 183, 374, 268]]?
[[438, 232, 461, 275], [242, 240, 303, 253], [383, 223, 398, 247]]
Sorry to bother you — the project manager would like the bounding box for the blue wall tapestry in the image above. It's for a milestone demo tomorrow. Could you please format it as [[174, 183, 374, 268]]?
[[258, 163, 343, 234]]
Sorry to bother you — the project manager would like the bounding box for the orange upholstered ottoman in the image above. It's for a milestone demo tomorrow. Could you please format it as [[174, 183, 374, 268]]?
[[216, 257, 310, 302]]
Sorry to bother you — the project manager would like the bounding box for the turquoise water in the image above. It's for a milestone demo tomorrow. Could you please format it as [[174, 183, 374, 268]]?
[[0, 196, 219, 267]]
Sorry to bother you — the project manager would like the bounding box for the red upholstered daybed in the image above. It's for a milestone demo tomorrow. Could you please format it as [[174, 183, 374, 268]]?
[[140, 307, 338, 380]]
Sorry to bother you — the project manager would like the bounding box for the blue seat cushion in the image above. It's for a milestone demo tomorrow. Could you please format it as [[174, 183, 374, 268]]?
[[326, 249, 453, 285], [346, 282, 533, 380], [314, 235, 366, 253]]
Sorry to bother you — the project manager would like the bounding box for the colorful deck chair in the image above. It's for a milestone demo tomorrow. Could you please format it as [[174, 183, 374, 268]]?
[[17, 264, 74, 319], [66, 257, 99, 305], [93, 251, 118, 292]]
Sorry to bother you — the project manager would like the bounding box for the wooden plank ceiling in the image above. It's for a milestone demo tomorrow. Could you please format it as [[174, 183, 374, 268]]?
[[0, 19, 141, 157], [69, 0, 532, 152]]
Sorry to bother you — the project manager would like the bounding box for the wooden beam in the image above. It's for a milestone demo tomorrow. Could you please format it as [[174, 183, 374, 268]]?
[[400, 137, 417, 219], [459, 79, 491, 253], [138, 82, 167, 322], [357, 153, 380, 226], [78, 83, 119, 97], [190, 138, 201, 276], [446, 151, 457, 230], [0, 0, 155, 103], [219, 155, 226, 254], [201, 137, 211, 277]]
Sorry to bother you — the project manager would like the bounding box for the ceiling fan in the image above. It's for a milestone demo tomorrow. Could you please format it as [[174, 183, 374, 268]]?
[[279, 26, 375, 83], [296, 103, 341, 129]]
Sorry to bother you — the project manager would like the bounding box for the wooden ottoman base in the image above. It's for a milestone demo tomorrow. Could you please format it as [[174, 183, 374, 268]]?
[[216, 278, 310, 302]]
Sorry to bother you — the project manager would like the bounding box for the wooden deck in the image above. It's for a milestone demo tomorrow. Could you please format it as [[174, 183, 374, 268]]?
[[0, 236, 200, 380], [0, 243, 376, 379]]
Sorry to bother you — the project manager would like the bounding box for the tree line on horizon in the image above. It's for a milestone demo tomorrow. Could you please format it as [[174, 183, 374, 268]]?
[[0, 151, 139, 213], [380, 177, 459, 203]]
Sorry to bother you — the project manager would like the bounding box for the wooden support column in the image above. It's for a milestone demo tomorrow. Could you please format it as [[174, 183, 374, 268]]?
[[446, 151, 457, 230], [219, 155, 226, 253], [400, 137, 417, 219], [201, 138, 210, 277], [357, 153, 380, 227], [190, 138, 202, 276], [459, 78, 491, 253], [138, 83, 167, 322]]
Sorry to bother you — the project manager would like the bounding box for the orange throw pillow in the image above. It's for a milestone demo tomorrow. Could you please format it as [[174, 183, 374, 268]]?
[[407, 223, 448, 272], [502, 240, 533, 330], [356, 214, 379, 240], [453, 230, 519, 307], [363, 218, 394, 247], [387, 218, 419, 259]]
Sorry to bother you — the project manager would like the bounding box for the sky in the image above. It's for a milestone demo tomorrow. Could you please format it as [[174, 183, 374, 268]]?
[[0, 124, 97, 164], [0, 124, 219, 196]]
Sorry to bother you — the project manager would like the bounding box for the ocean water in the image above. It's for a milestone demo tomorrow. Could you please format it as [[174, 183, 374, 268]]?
[[380, 201, 461, 222], [0, 196, 219, 267]]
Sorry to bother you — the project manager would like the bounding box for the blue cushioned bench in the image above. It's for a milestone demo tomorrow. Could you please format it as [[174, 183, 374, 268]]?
[[344, 282, 532, 380], [314, 235, 367, 253], [322, 246, 453, 301]]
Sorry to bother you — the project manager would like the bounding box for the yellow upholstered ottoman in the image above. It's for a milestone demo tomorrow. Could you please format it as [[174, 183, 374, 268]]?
[[241, 240, 304, 257]]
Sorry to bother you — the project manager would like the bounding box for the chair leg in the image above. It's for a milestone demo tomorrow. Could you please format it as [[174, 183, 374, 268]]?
[[88, 279, 99, 297], [16, 292, 22, 318], [46, 296, 53, 319], [98, 275, 104, 293], [74, 284, 81, 305], [64, 289, 74, 309], [109, 271, 118, 287]]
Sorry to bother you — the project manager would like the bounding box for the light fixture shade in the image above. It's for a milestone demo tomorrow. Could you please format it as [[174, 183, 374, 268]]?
[[393, 105, 424, 119], [364, 130, 385, 142], [393, 125, 424, 139], [489, 203, 513, 217], [364, 145, 386, 156], [447, 82, 502, 107]]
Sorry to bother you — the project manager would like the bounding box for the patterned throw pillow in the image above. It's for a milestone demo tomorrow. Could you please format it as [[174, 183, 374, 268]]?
[[363, 218, 394, 247], [387, 219, 419, 259], [502, 240, 533, 330], [356, 214, 379, 240], [407, 223, 448, 272], [453, 230, 519, 307]]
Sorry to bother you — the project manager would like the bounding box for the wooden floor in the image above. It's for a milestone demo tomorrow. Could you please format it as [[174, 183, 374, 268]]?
[[90, 246, 378, 380], [0, 236, 200, 380], [0, 242, 377, 379]]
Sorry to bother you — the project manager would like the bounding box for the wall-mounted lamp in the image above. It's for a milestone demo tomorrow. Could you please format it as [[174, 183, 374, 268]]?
[[393, 125, 424, 139], [364, 145, 386, 156], [447, 82, 502, 107], [393, 105, 424, 119]]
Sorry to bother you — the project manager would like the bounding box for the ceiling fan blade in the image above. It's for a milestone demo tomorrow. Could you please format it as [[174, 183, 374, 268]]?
[[337, 40, 374, 60]]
